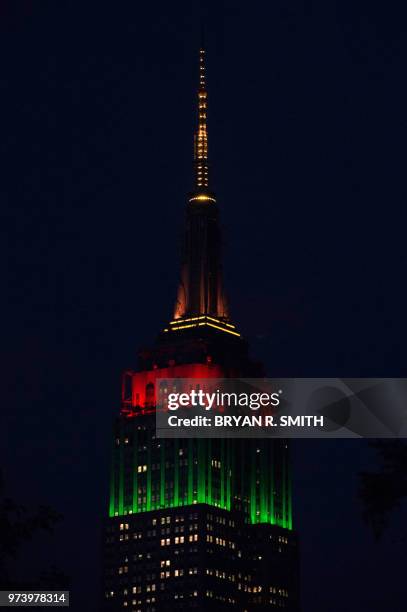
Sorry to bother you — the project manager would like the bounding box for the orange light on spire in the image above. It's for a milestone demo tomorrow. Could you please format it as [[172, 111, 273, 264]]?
[[173, 40, 230, 324], [194, 47, 209, 190]]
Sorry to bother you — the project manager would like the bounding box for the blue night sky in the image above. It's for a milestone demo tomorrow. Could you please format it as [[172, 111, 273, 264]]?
[[1, 1, 406, 610]]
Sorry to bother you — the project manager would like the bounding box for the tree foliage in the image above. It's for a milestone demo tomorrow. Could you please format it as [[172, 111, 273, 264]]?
[[0, 469, 67, 588], [359, 440, 407, 538]]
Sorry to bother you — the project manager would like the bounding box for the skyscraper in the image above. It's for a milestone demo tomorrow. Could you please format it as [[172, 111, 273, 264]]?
[[102, 43, 300, 611]]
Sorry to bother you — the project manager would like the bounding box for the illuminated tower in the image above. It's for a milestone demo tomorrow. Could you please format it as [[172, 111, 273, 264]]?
[[174, 45, 228, 322], [102, 43, 300, 611]]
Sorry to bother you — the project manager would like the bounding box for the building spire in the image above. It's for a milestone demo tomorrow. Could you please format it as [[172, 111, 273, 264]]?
[[194, 43, 210, 191], [170, 37, 233, 329]]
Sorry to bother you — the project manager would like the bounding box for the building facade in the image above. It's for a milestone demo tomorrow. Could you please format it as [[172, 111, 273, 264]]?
[[102, 45, 300, 611]]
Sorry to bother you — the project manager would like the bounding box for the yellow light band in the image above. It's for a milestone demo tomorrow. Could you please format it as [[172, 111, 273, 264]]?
[[205, 315, 236, 329], [189, 195, 216, 203], [165, 317, 241, 337], [205, 322, 241, 337]]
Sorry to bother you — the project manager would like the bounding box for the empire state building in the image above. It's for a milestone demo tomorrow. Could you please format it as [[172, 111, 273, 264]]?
[[102, 43, 300, 611]]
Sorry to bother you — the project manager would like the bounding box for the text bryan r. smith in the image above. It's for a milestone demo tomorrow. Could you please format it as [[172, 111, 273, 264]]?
[[167, 415, 324, 428]]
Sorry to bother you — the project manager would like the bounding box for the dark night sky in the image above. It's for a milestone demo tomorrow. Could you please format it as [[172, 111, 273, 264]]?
[[1, 1, 407, 610]]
